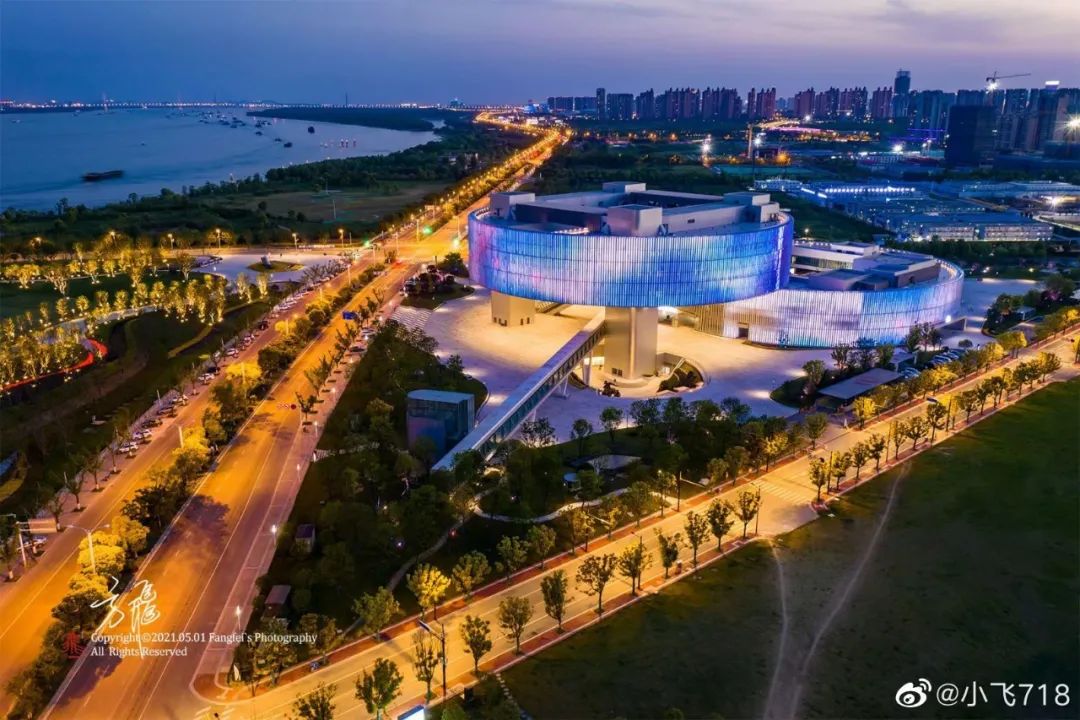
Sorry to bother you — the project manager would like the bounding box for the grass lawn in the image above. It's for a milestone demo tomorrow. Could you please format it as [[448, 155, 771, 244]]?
[[503, 379, 1080, 720], [245, 260, 302, 273], [400, 284, 474, 310], [210, 180, 451, 224], [0, 272, 175, 320], [777, 191, 886, 243]]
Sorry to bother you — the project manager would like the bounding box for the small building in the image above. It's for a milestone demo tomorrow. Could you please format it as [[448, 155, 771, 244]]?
[[295, 524, 316, 555], [406, 389, 476, 456], [819, 368, 901, 403], [1014, 306, 1037, 321], [264, 584, 291, 618]]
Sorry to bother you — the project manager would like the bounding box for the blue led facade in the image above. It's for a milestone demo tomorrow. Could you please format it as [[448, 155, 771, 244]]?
[[469, 211, 794, 308], [718, 261, 964, 347]]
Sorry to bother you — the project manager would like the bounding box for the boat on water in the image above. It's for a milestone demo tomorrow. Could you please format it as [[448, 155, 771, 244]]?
[[308, 126, 315, 133], [82, 170, 124, 182], [283, 142, 293, 148]]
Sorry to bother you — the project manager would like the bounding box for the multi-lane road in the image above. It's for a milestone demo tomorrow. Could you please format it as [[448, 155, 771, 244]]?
[[11, 126, 560, 719]]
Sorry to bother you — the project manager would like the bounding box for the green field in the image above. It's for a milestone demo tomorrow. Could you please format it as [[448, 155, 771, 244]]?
[[503, 379, 1080, 719], [777, 191, 886, 242], [212, 180, 451, 224], [0, 272, 173, 320]]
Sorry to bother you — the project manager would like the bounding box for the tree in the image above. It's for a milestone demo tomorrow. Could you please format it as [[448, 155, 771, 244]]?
[[576, 553, 618, 615], [45, 492, 66, 531], [850, 441, 872, 480], [451, 551, 490, 601], [652, 470, 676, 517], [706, 499, 735, 550], [355, 658, 403, 720], [621, 481, 654, 528], [80, 450, 105, 492], [497, 596, 533, 654], [411, 631, 442, 701], [495, 535, 529, 580], [540, 570, 570, 631], [1038, 351, 1062, 380], [352, 588, 401, 641], [617, 539, 653, 594], [519, 418, 556, 448], [78, 531, 125, 578], [599, 407, 623, 449], [809, 457, 828, 501], [706, 458, 728, 488], [570, 418, 594, 457], [407, 564, 451, 619], [110, 514, 149, 565], [682, 511, 709, 568], [761, 433, 789, 471], [867, 432, 887, 471], [63, 471, 85, 511], [292, 682, 337, 720], [52, 573, 110, 630], [564, 507, 592, 554], [805, 413, 828, 449], [926, 401, 949, 443], [851, 396, 877, 430], [655, 530, 682, 578], [734, 488, 762, 538], [526, 524, 556, 568], [595, 494, 621, 539], [459, 614, 492, 675], [829, 451, 852, 490], [905, 415, 930, 449], [723, 446, 749, 485], [254, 617, 298, 685], [802, 359, 826, 394]]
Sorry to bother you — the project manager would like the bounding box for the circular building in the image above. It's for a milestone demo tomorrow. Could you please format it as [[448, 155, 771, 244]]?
[[469, 182, 794, 377], [467, 183, 962, 380]]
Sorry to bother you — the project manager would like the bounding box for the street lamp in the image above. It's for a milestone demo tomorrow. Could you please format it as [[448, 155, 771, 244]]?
[[0, 514, 28, 572], [69, 523, 108, 575], [417, 619, 448, 700], [234, 605, 242, 631]]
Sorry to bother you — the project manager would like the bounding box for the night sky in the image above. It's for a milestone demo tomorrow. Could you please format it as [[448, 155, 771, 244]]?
[[2, 0, 1077, 104]]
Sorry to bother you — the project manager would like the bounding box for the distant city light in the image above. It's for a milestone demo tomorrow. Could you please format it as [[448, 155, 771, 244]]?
[[892, 143, 904, 154]]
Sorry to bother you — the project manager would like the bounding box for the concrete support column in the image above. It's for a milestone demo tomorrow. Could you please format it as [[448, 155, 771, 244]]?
[[558, 377, 569, 398], [604, 307, 657, 379], [490, 291, 535, 326]]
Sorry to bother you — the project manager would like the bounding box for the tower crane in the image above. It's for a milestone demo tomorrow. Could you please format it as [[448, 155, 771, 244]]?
[[986, 71, 1031, 91]]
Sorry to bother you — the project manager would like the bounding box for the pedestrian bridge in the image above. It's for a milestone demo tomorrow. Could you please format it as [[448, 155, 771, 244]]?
[[432, 312, 605, 471]]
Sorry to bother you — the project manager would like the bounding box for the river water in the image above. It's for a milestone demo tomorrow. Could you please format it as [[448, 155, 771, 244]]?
[[0, 109, 437, 211]]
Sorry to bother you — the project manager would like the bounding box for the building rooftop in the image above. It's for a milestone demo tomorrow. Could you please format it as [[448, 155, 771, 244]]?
[[819, 368, 901, 401], [484, 182, 785, 235]]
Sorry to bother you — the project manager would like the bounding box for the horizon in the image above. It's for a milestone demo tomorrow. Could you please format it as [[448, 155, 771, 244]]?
[[2, 0, 1078, 105]]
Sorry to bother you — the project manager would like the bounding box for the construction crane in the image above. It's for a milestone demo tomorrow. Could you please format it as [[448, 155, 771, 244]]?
[[986, 71, 1031, 91]]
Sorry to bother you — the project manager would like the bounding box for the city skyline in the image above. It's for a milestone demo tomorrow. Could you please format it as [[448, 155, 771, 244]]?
[[2, 0, 1079, 104]]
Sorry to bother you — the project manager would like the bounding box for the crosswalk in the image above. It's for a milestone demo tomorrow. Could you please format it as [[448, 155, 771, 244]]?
[[757, 480, 814, 505], [392, 305, 432, 333]]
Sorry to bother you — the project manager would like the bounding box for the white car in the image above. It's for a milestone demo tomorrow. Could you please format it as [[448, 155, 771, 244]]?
[[225, 347, 239, 357], [118, 442, 139, 454]]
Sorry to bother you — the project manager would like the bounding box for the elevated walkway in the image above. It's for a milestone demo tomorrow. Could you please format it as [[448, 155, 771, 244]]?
[[432, 312, 605, 471]]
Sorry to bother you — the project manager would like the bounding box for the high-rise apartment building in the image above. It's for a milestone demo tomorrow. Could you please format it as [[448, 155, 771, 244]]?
[[596, 87, 607, 120], [870, 87, 894, 119], [747, 87, 776, 119], [607, 93, 634, 121], [794, 88, 815, 119], [635, 89, 655, 120], [893, 69, 912, 118], [945, 105, 996, 165]]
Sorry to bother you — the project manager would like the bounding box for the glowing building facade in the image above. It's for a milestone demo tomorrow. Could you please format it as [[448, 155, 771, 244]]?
[[467, 184, 961, 377]]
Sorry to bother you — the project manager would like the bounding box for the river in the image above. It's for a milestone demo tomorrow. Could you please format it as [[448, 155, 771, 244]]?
[[0, 109, 438, 211]]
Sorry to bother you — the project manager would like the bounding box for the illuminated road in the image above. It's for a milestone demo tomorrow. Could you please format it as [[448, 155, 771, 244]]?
[[33, 120, 563, 719]]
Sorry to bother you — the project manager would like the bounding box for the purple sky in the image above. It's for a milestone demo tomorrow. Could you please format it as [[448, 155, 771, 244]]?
[[2, 0, 1077, 104]]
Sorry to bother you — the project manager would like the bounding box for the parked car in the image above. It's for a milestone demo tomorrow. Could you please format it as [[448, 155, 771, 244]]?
[[118, 442, 139, 454], [225, 347, 239, 358]]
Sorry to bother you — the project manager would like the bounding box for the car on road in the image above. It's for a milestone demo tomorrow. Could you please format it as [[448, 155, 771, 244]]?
[[225, 347, 239, 358], [118, 442, 139, 454]]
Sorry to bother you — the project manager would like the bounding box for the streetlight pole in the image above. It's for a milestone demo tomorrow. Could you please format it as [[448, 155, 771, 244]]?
[[418, 619, 447, 700], [69, 524, 97, 575], [1, 514, 28, 571]]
